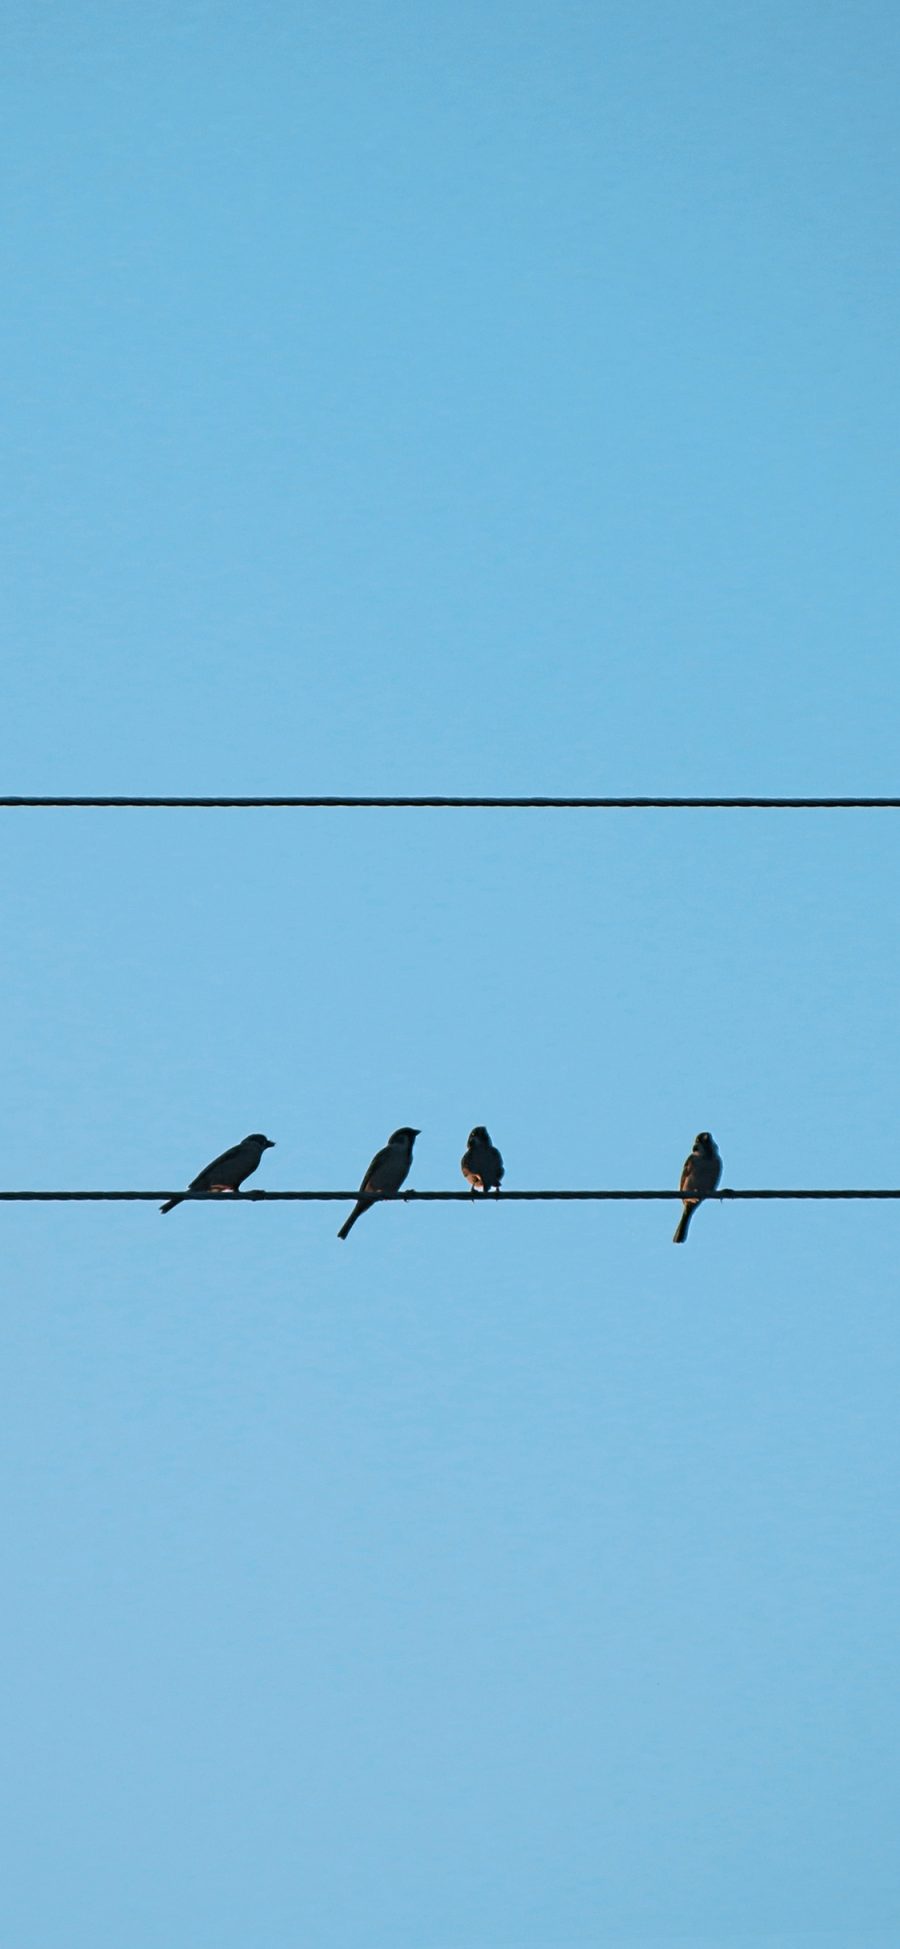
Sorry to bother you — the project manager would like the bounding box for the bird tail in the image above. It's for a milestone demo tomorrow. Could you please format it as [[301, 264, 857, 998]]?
[[338, 1197, 372, 1241], [159, 1196, 184, 1215], [673, 1202, 695, 1244]]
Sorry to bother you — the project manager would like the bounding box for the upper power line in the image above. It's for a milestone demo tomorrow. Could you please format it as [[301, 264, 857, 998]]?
[[2, 797, 900, 811]]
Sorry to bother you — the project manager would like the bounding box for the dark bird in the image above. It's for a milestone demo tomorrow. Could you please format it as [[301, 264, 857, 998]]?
[[160, 1133, 275, 1214], [673, 1131, 721, 1243], [461, 1126, 504, 1195], [338, 1127, 420, 1240]]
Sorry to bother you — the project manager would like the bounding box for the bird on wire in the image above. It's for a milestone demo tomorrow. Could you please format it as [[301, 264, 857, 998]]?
[[460, 1126, 505, 1195], [673, 1132, 722, 1243], [338, 1127, 420, 1240], [159, 1133, 275, 1214]]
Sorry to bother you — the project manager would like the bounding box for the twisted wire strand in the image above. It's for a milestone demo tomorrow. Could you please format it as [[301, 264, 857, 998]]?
[[2, 797, 900, 811]]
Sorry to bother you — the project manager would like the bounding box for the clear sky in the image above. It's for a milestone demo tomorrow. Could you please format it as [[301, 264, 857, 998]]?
[[3, 3, 900, 1945]]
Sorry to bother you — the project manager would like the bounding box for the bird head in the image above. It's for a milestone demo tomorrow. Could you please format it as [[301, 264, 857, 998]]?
[[389, 1127, 420, 1146], [468, 1126, 491, 1145], [247, 1134, 275, 1148]]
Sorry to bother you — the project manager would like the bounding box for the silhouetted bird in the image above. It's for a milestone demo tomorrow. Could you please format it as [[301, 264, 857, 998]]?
[[338, 1127, 419, 1240], [160, 1133, 275, 1214], [673, 1132, 721, 1243], [460, 1126, 504, 1195]]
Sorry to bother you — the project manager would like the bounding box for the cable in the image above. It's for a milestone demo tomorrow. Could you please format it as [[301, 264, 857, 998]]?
[[2, 798, 900, 811], [1, 1190, 899, 1202]]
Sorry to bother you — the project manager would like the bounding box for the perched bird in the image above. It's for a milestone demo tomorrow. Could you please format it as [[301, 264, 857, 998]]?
[[160, 1133, 275, 1214], [338, 1127, 420, 1240], [461, 1126, 504, 1195], [673, 1132, 722, 1244]]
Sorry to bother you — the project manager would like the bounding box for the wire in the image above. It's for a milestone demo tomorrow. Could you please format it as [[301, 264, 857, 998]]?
[[2, 798, 900, 810], [1, 1190, 899, 1202]]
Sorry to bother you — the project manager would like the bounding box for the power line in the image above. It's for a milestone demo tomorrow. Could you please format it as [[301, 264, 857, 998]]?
[[1, 1190, 899, 1203], [2, 797, 900, 811]]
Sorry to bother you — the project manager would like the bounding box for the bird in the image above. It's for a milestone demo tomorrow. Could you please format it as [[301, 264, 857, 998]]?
[[338, 1127, 420, 1240], [461, 1126, 504, 1195], [673, 1132, 722, 1243], [160, 1133, 275, 1214]]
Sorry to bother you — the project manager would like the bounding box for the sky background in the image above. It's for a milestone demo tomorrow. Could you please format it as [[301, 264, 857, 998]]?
[[3, 3, 900, 1945]]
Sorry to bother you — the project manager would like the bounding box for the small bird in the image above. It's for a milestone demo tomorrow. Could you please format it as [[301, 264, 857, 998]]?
[[338, 1127, 420, 1240], [461, 1126, 504, 1195], [673, 1131, 722, 1243], [160, 1133, 275, 1214]]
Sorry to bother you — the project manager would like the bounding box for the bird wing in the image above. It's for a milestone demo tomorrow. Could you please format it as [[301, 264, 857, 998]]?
[[679, 1153, 698, 1197], [702, 1151, 723, 1195], [365, 1143, 411, 1194], [359, 1144, 392, 1193], [189, 1140, 251, 1192]]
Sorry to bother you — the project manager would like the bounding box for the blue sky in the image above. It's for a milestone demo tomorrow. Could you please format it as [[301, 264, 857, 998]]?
[[3, 3, 900, 1945]]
